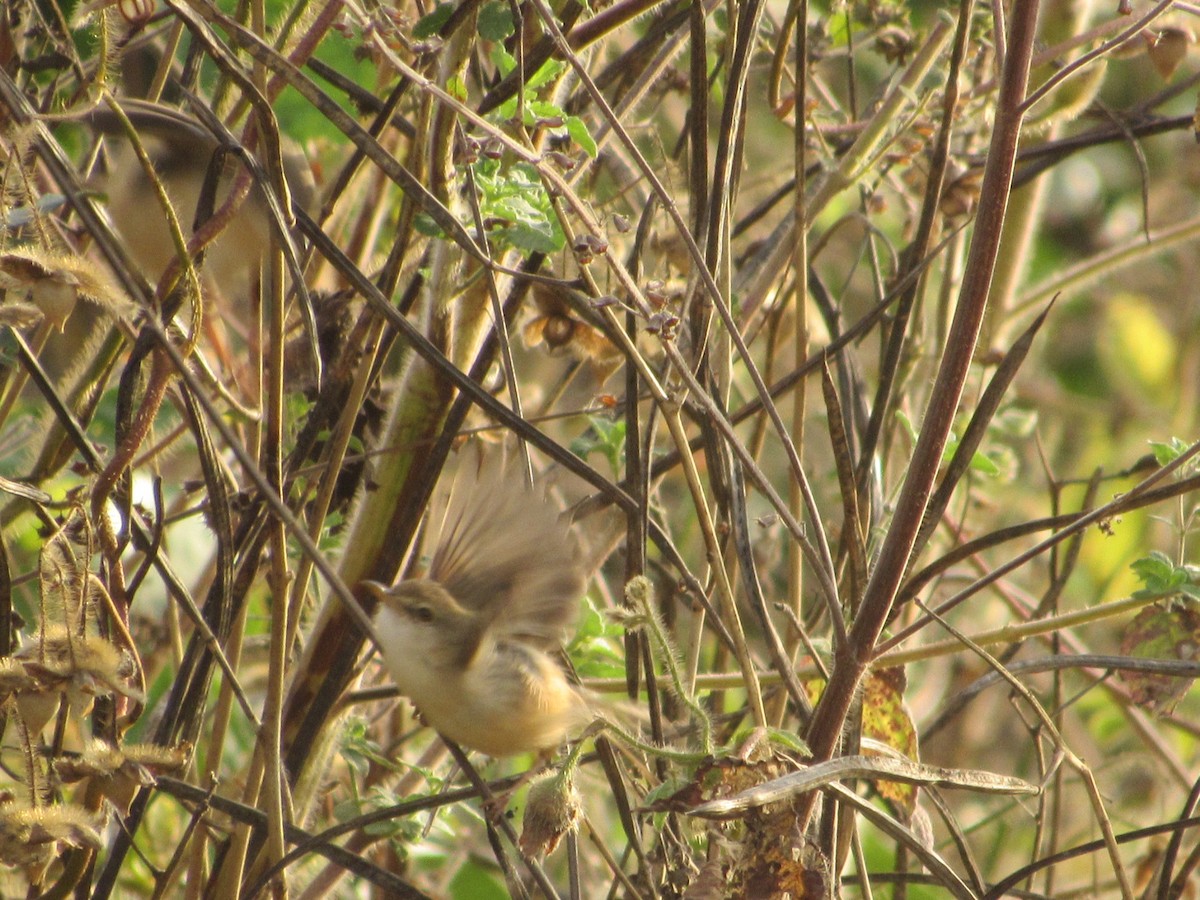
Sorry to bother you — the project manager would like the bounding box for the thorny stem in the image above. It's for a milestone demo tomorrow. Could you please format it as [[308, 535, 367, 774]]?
[[626, 576, 714, 753]]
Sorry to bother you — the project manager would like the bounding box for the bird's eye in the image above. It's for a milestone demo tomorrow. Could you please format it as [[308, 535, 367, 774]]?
[[413, 605, 434, 623]]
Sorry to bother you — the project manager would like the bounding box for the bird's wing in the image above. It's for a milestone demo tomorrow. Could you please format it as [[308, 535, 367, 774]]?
[[428, 445, 584, 647]]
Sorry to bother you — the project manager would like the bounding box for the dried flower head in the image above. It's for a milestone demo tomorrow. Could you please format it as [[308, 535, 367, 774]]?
[[55, 740, 190, 814], [519, 769, 582, 857], [0, 248, 132, 331], [0, 801, 103, 880], [16, 627, 143, 704], [523, 284, 619, 367]]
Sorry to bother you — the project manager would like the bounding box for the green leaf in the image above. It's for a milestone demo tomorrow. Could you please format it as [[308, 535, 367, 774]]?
[[565, 116, 597, 157], [525, 58, 566, 90], [957, 441, 1002, 477], [488, 193, 545, 223], [896, 410, 1004, 479], [340, 717, 392, 775], [1149, 436, 1197, 475], [570, 416, 626, 471], [496, 95, 519, 120], [478, 1, 515, 40], [569, 599, 626, 677], [1131, 551, 1200, 599], [488, 48, 564, 94], [446, 74, 468, 103], [995, 405, 1038, 438], [572, 596, 621, 641], [471, 158, 565, 254], [414, 2, 454, 38], [642, 777, 693, 808], [491, 44, 517, 78], [449, 859, 508, 900], [895, 409, 918, 442], [413, 212, 446, 238], [359, 788, 424, 839], [504, 221, 562, 254], [526, 98, 565, 120], [764, 727, 811, 756]]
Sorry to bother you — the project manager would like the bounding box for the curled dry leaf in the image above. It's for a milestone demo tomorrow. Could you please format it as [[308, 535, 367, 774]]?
[[0, 475, 51, 505], [875, 26, 915, 64], [0, 657, 39, 697], [54, 740, 191, 783], [1118, 597, 1200, 715], [54, 740, 129, 783], [0, 656, 61, 734], [684, 858, 732, 900], [1146, 27, 1190, 80], [1132, 836, 1200, 898], [689, 754, 1039, 819], [730, 835, 828, 899], [941, 167, 983, 219], [656, 750, 830, 899]]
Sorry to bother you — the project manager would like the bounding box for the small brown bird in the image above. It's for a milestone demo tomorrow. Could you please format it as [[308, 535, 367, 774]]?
[[81, 97, 316, 300], [363, 449, 591, 757]]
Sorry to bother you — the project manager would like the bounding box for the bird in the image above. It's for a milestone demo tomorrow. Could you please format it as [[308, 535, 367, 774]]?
[[362, 448, 592, 757], [79, 97, 316, 302], [73, 96, 319, 389]]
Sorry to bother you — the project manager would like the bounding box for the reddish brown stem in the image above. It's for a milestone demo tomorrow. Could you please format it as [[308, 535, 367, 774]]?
[[799, 0, 1042, 830]]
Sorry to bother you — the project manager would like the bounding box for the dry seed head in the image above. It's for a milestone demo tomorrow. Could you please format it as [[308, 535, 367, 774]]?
[[519, 770, 582, 857], [54, 740, 126, 782], [52, 739, 190, 784], [17, 627, 143, 702], [54, 740, 187, 814], [0, 248, 132, 330], [0, 658, 39, 697], [37, 510, 96, 630], [0, 801, 104, 870], [122, 741, 191, 772], [2, 649, 64, 735]]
